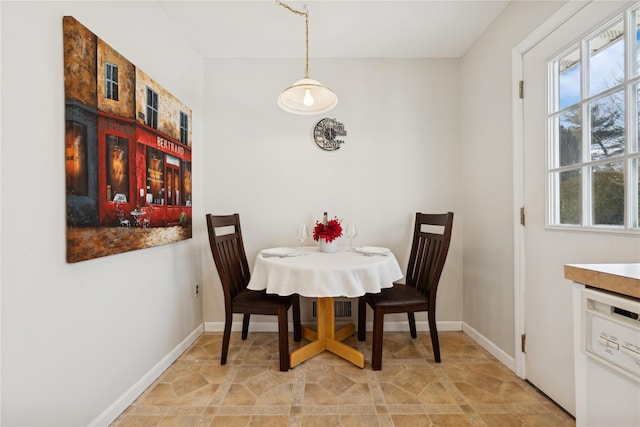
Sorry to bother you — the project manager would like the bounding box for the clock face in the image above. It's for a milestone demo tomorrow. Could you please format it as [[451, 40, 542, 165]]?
[[313, 118, 347, 151]]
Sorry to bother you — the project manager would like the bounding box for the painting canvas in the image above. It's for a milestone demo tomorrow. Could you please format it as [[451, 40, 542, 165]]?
[[64, 16, 192, 263]]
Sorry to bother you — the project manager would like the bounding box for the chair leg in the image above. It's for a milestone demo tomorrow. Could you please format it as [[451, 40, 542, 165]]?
[[221, 313, 232, 365], [408, 312, 417, 338], [428, 309, 441, 363], [277, 307, 290, 371], [357, 297, 367, 341], [292, 294, 301, 342], [241, 314, 250, 340], [371, 308, 385, 370]]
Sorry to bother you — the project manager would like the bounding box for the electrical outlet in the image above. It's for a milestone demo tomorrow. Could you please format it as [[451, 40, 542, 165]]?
[[195, 283, 200, 296]]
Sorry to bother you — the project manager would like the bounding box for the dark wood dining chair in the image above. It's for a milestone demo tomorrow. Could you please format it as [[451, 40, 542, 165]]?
[[357, 212, 454, 370], [206, 213, 301, 371]]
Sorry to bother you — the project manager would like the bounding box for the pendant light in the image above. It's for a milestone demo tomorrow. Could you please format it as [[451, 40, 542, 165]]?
[[276, 0, 338, 115]]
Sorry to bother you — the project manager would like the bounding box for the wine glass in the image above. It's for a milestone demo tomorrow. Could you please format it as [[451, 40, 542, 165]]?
[[295, 223, 308, 250], [345, 222, 358, 250]]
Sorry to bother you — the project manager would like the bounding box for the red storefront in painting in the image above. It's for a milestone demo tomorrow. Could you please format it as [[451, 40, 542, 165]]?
[[97, 114, 192, 228]]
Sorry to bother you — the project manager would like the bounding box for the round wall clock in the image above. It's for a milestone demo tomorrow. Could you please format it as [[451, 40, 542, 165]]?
[[313, 118, 347, 151]]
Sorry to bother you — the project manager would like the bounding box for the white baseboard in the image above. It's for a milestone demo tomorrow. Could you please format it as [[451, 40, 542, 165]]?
[[89, 324, 203, 427], [204, 320, 516, 374], [462, 321, 515, 371], [373, 320, 462, 332], [203, 320, 463, 333]]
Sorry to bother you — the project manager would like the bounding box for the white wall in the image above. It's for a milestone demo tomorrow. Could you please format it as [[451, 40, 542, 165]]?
[[202, 58, 463, 327], [460, 1, 566, 357], [0, 2, 205, 425]]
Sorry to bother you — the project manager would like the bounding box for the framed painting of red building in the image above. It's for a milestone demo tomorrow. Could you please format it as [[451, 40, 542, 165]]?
[[64, 16, 192, 263]]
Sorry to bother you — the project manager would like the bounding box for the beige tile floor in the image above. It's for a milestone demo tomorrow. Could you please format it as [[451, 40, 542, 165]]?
[[111, 330, 575, 426]]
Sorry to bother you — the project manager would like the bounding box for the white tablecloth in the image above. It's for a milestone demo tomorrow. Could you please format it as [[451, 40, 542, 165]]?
[[247, 246, 404, 298]]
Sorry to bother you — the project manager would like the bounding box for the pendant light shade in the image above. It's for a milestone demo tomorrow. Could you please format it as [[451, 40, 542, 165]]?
[[277, 78, 338, 115], [276, 0, 338, 115]]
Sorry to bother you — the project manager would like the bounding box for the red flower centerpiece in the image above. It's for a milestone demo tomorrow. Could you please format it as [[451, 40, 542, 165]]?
[[314, 212, 342, 252]]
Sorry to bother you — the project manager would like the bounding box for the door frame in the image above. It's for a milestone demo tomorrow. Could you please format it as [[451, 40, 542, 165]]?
[[511, 0, 592, 379]]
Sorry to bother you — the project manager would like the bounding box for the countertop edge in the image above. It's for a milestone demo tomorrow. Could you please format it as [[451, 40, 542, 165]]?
[[564, 263, 640, 299]]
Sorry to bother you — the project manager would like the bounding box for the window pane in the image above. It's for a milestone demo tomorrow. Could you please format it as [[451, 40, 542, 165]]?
[[592, 162, 624, 225], [589, 20, 624, 97], [590, 91, 625, 161], [637, 83, 640, 153], [558, 47, 581, 110], [559, 169, 581, 225], [634, 7, 640, 77], [558, 108, 581, 166], [636, 157, 640, 227]]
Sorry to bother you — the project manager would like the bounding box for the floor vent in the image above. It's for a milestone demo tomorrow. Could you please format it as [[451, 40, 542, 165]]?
[[312, 300, 352, 317]]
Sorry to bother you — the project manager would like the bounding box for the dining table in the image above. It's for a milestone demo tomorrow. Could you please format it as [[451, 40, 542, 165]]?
[[247, 245, 403, 368]]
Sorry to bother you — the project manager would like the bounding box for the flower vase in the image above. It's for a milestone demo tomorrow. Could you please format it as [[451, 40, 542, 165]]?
[[319, 238, 338, 253]]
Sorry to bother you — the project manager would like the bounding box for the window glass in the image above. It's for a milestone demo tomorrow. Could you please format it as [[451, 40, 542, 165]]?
[[558, 108, 581, 167], [634, 7, 640, 77], [637, 83, 640, 153], [588, 20, 624, 97], [558, 169, 582, 225], [592, 162, 624, 225], [636, 157, 640, 227], [590, 91, 625, 161], [558, 47, 581, 110]]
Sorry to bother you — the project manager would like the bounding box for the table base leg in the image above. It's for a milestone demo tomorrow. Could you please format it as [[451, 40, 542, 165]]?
[[290, 297, 364, 369], [301, 323, 354, 342], [301, 326, 317, 341], [335, 324, 356, 341], [327, 339, 364, 367]]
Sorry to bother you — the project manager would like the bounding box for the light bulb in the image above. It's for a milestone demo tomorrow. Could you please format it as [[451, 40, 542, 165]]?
[[303, 88, 314, 107]]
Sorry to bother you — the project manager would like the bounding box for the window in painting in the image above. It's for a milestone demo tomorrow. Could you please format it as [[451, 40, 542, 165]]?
[[106, 135, 129, 201], [65, 121, 88, 196], [166, 155, 180, 206], [180, 111, 189, 145], [105, 63, 119, 101], [146, 147, 164, 204], [146, 87, 158, 129], [181, 160, 192, 206]]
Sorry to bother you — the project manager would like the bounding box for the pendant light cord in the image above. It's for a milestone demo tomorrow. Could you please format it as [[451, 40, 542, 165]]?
[[275, 0, 310, 78]]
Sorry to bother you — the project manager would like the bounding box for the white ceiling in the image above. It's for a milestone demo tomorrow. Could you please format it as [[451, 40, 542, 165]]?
[[158, 0, 511, 59]]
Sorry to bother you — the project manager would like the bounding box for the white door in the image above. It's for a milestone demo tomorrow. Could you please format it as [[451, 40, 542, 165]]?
[[522, 0, 639, 415]]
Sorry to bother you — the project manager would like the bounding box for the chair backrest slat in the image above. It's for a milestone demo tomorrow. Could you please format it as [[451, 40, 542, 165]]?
[[405, 212, 454, 300], [206, 213, 251, 304]]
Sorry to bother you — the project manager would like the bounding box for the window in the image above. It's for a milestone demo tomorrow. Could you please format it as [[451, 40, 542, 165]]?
[[548, 5, 640, 231], [181, 160, 192, 206], [146, 147, 164, 204], [105, 63, 118, 101], [65, 121, 88, 196], [106, 135, 129, 201], [180, 111, 189, 145], [146, 87, 158, 129]]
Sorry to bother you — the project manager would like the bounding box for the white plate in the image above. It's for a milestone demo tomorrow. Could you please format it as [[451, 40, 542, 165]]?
[[261, 247, 296, 257], [355, 246, 390, 255]]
